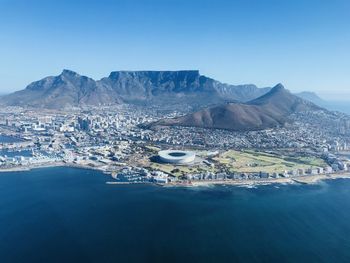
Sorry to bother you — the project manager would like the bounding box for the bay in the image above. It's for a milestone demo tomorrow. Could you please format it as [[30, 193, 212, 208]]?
[[1, 167, 350, 263]]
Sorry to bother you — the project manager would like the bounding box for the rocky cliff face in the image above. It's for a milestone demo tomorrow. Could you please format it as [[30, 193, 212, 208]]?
[[0, 70, 271, 109], [0, 70, 121, 108]]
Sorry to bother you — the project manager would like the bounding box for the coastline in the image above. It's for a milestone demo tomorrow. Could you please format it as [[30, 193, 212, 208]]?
[[0, 162, 109, 174], [193, 173, 350, 186], [1, 162, 350, 187], [165, 173, 350, 187]]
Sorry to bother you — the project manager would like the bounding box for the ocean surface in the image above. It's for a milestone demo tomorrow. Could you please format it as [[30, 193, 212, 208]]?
[[0, 149, 32, 157], [0, 135, 22, 143], [1, 167, 350, 263], [324, 101, 350, 115], [0, 135, 32, 157]]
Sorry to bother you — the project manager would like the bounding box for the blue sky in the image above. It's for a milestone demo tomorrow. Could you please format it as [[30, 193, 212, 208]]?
[[0, 0, 349, 99]]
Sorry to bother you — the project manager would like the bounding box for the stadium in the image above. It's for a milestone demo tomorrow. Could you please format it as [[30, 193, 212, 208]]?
[[158, 150, 196, 164]]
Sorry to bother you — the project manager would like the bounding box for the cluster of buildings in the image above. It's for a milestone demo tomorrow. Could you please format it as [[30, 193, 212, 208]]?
[[0, 104, 350, 185], [0, 151, 61, 168], [182, 162, 350, 182]]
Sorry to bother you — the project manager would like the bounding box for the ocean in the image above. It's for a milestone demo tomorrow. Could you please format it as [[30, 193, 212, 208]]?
[[0, 135, 22, 143], [0, 135, 32, 158], [1, 167, 350, 263], [0, 149, 32, 158], [324, 101, 350, 115]]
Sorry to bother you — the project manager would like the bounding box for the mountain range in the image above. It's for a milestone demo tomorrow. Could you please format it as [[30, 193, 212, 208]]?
[[151, 84, 321, 131], [0, 70, 271, 109], [0, 69, 332, 131]]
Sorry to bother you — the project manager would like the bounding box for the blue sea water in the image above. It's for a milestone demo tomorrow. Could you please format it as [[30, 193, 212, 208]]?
[[0, 149, 32, 158], [1, 167, 350, 263], [0, 135, 22, 143], [324, 101, 350, 115], [0, 135, 32, 157]]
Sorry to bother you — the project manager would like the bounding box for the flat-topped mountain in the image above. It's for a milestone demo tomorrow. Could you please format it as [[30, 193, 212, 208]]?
[[152, 84, 321, 131], [0, 70, 271, 109]]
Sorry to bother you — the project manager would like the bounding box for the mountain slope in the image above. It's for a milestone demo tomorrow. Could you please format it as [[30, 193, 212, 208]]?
[[0, 70, 271, 109], [152, 84, 321, 131], [248, 84, 318, 113], [295, 91, 325, 106], [0, 70, 120, 108], [215, 84, 271, 102]]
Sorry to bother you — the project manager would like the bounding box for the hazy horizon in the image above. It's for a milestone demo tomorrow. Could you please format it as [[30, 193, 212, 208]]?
[[1, 0, 349, 100]]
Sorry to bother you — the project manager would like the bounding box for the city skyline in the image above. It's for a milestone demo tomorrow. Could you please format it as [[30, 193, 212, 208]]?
[[1, 0, 350, 100]]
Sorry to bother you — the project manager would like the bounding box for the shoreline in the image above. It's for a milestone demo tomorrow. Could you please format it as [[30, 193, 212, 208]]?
[[181, 173, 350, 187], [1, 162, 350, 187], [0, 162, 110, 174], [163, 173, 350, 187]]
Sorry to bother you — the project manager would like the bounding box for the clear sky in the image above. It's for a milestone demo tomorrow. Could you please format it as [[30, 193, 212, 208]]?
[[0, 0, 349, 100]]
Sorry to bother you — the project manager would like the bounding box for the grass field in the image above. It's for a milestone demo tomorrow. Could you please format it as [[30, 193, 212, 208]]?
[[141, 145, 327, 176], [213, 150, 327, 174]]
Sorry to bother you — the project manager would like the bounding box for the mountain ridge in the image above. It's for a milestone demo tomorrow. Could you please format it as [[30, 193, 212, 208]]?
[[151, 84, 322, 131], [0, 70, 274, 109]]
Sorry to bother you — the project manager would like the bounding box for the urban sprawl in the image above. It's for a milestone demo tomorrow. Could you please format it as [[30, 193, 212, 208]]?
[[1, 105, 350, 186]]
